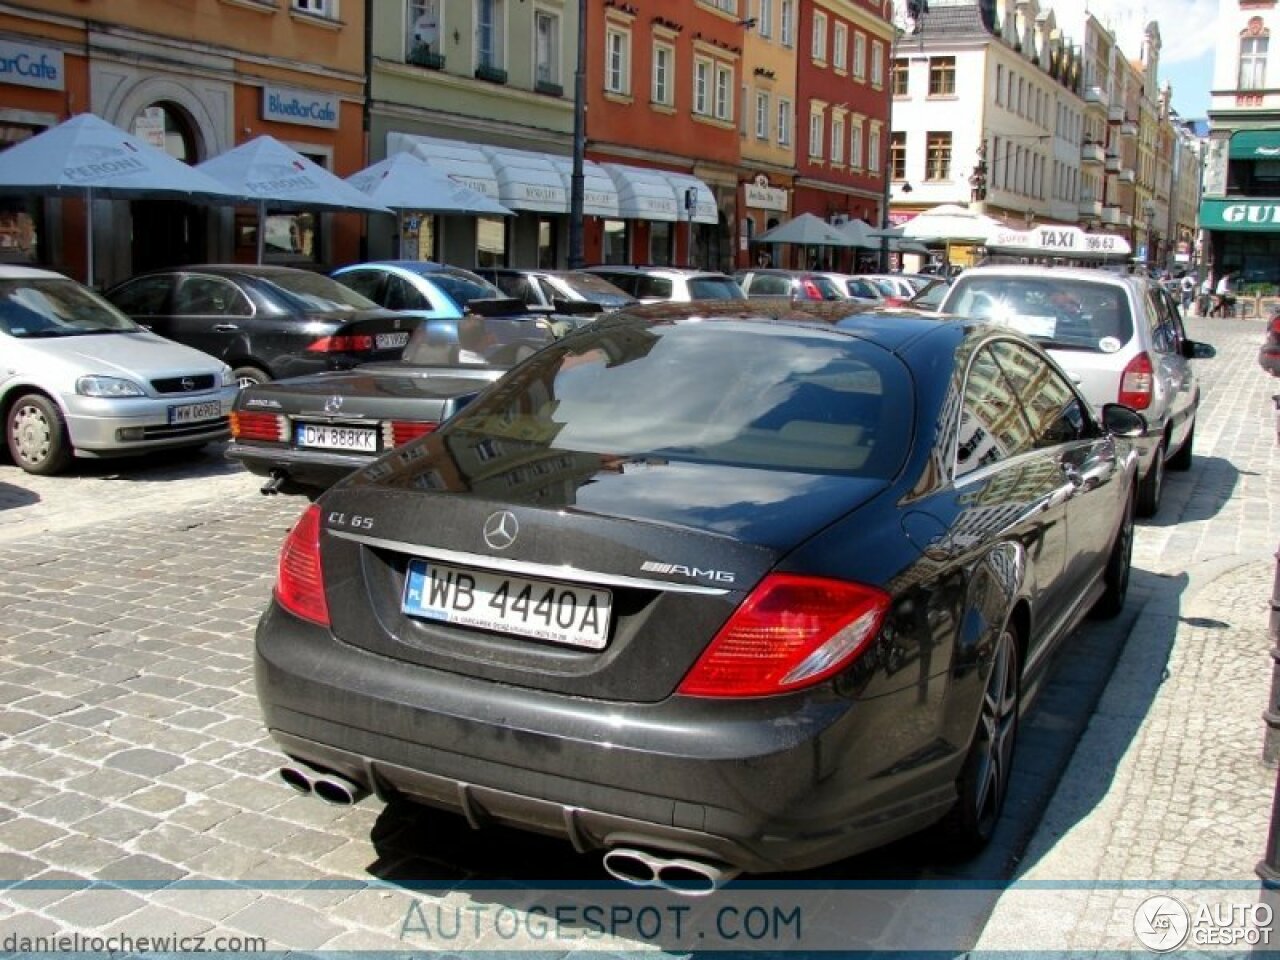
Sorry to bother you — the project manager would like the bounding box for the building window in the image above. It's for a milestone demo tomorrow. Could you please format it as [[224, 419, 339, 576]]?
[[604, 219, 629, 263], [715, 64, 734, 121], [852, 32, 866, 80], [850, 120, 863, 169], [758, 0, 773, 37], [606, 26, 630, 94], [694, 58, 711, 115], [870, 41, 884, 86], [653, 42, 674, 105], [407, 0, 442, 61], [475, 0, 505, 72], [833, 22, 848, 71], [778, 98, 792, 144], [1241, 34, 1269, 90], [890, 131, 906, 180], [477, 215, 508, 267], [809, 110, 824, 159], [812, 11, 827, 62], [926, 131, 952, 180], [534, 9, 560, 88], [780, 0, 794, 46], [293, 0, 337, 16], [831, 115, 845, 164], [713, 0, 737, 12], [929, 56, 956, 96], [995, 64, 1003, 105], [868, 125, 881, 173], [891, 57, 908, 95], [755, 90, 770, 139], [0, 124, 44, 264], [650, 220, 673, 265]]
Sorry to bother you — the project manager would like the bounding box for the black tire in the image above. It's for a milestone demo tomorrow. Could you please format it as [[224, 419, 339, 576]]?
[[1090, 493, 1135, 619], [1136, 438, 1166, 518], [1167, 420, 1195, 471], [7, 392, 72, 476], [232, 366, 270, 388], [938, 623, 1020, 857]]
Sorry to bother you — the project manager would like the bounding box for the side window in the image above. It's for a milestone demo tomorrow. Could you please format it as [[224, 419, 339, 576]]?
[[956, 346, 1034, 478], [335, 270, 384, 305], [109, 275, 173, 315], [1146, 289, 1177, 354], [385, 275, 428, 311], [174, 277, 250, 316], [992, 340, 1088, 448], [636, 276, 673, 300], [533, 277, 559, 307]]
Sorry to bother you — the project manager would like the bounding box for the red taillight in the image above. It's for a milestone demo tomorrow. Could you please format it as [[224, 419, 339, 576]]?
[[801, 279, 823, 300], [274, 504, 330, 627], [1118, 351, 1154, 410], [230, 411, 285, 442], [676, 574, 891, 698], [883, 296, 907, 307], [385, 420, 438, 447], [307, 334, 375, 353], [1269, 315, 1280, 337]]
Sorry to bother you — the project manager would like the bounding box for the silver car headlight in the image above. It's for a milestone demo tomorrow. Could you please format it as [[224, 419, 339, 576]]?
[[219, 365, 235, 387], [76, 376, 146, 398]]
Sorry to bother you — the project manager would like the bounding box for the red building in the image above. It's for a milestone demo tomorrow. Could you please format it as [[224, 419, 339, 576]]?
[[794, 0, 893, 269]]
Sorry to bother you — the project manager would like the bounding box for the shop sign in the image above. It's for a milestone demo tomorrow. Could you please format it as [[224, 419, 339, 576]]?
[[0, 39, 64, 91], [262, 85, 340, 129], [1200, 198, 1280, 231], [744, 174, 787, 211]]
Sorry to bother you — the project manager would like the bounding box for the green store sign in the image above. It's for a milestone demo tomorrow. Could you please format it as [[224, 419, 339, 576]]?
[[1199, 198, 1280, 232]]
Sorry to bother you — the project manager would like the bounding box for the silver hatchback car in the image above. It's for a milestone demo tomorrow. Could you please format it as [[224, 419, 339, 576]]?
[[1, 265, 237, 476], [940, 265, 1214, 517]]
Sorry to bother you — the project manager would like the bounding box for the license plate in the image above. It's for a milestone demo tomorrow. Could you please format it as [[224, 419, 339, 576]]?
[[168, 400, 222, 424], [403, 560, 612, 650], [295, 423, 378, 452], [376, 332, 410, 350]]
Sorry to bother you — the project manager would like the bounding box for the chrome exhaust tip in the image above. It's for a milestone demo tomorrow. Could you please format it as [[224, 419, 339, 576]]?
[[601, 847, 740, 896], [278, 762, 369, 805], [278, 765, 314, 795]]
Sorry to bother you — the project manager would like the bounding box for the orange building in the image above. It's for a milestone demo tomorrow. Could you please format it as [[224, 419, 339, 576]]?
[[0, 0, 366, 287], [584, 0, 745, 269]]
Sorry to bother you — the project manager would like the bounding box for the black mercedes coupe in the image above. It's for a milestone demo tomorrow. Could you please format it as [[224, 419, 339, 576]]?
[[253, 300, 1144, 890]]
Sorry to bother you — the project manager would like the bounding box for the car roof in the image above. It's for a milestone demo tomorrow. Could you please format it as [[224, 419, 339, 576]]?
[[337, 260, 462, 274], [0, 265, 70, 281], [586, 265, 733, 279], [954, 264, 1139, 289], [128, 264, 320, 279]]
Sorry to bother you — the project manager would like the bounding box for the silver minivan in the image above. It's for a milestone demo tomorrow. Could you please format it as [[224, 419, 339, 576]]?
[[939, 265, 1215, 517]]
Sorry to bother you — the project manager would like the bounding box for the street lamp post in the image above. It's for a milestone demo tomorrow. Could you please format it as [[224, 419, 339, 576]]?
[[568, 0, 588, 269]]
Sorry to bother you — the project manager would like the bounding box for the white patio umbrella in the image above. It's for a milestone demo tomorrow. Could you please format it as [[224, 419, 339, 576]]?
[[0, 113, 246, 286], [196, 135, 390, 263], [346, 152, 513, 258], [900, 204, 1003, 243]]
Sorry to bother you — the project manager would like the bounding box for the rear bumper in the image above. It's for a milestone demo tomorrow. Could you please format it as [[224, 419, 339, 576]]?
[[226, 441, 369, 489], [254, 602, 960, 874]]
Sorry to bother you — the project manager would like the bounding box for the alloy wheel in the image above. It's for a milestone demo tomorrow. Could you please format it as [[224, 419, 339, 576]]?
[[971, 628, 1019, 835]]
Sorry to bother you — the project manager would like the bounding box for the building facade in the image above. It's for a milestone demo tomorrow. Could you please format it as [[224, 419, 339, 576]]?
[[0, 0, 368, 287], [1201, 0, 1280, 287]]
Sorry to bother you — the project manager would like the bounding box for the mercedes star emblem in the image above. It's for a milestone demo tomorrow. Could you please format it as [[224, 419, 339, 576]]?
[[324, 395, 344, 415], [483, 511, 519, 551]]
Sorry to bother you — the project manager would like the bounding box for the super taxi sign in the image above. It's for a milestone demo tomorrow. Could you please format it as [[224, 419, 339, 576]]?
[[986, 224, 1131, 258]]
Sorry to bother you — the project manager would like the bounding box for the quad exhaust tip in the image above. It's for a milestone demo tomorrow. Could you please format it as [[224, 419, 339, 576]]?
[[601, 847, 740, 896], [278, 763, 369, 806]]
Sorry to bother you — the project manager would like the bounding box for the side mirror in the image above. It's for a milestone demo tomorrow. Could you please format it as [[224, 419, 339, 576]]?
[[1183, 339, 1216, 360], [1101, 403, 1147, 438]]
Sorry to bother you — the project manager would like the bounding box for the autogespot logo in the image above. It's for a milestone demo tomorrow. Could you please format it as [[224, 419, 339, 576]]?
[[1134, 895, 1191, 952]]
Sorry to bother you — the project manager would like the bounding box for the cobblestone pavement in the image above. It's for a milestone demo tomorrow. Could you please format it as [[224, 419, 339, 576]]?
[[0, 314, 1274, 955]]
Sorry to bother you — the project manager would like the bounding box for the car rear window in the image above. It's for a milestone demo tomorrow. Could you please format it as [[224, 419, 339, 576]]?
[[945, 275, 1134, 351], [688, 277, 746, 300], [265, 272, 380, 312], [430, 272, 501, 306], [447, 318, 911, 477]]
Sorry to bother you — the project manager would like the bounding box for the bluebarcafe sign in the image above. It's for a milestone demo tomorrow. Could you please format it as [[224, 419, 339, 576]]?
[[261, 85, 340, 129], [0, 39, 64, 91]]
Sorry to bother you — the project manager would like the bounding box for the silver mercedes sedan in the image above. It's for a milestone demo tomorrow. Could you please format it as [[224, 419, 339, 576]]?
[[1, 265, 237, 476]]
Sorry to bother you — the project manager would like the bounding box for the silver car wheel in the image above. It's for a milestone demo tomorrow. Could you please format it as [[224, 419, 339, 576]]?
[[12, 402, 54, 467]]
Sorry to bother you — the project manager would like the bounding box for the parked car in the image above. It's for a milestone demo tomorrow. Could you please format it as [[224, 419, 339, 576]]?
[[1, 265, 236, 475], [733, 269, 847, 301], [254, 298, 1144, 889], [825, 274, 887, 303], [1261, 311, 1280, 377], [332, 260, 504, 318], [582, 266, 745, 303], [940, 265, 1215, 517], [908, 278, 950, 312], [860, 274, 919, 304], [105, 265, 414, 388], [227, 302, 568, 494], [475, 268, 637, 311]]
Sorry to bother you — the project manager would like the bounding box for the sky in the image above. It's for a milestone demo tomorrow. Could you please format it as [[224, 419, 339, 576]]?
[[1047, 0, 1219, 120]]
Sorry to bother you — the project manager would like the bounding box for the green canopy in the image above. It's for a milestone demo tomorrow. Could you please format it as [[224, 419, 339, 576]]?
[[1229, 130, 1280, 159]]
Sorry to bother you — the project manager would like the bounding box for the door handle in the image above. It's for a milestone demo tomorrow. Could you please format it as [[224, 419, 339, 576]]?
[[212, 324, 239, 332]]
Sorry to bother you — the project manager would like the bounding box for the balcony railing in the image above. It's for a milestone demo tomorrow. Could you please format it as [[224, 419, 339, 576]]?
[[1108, 103, 1125, 123], [1084, 86, 1106, 105], [1081, 142, 1105, 164], [407, 44, 446, 70], [1118, 168, 1136, 183], [1101, 205, 1123, 224], [1119, 120, 1138, 138]]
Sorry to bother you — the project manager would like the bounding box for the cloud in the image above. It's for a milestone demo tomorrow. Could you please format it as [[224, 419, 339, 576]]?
[[1048, 0, 1219, 66]]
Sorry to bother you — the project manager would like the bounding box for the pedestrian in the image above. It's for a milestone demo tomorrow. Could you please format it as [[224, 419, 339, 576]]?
[[1215, 271, 1237, 317], [1200, 273, 1214, 316], [1180, 273, 1196, 313]]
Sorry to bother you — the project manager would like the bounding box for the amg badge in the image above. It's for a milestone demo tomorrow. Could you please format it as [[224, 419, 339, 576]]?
[[641, 561, 736, 584]]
